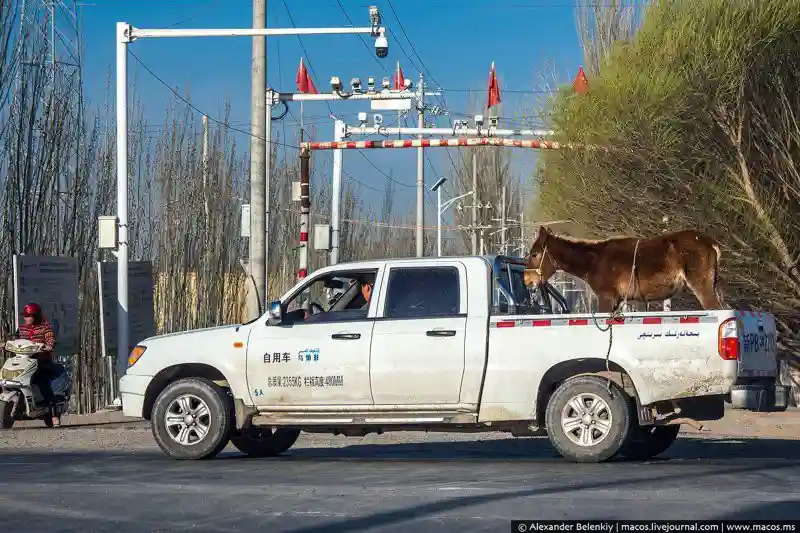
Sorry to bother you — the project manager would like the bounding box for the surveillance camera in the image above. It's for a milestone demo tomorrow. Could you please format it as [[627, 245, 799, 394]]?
[[374, 33, 388, 58], [367, 76, 376, 92], [489, 116, 499, 127], [330, 76, 343, 91], [350, 78, 362, 92], [369, 5, 381, 27], [474, 114, 484, 126], [403, 78, 412, 90], [358, 111, 368, 125], [381, 76, 390, 89], [373, 113, 383, 126]]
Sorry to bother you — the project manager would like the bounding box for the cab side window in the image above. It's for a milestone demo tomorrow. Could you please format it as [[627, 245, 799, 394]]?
[[384, 267, 460, 319]]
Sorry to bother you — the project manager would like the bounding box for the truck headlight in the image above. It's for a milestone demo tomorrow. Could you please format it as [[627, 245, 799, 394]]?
[[128, 345, 147, 368]]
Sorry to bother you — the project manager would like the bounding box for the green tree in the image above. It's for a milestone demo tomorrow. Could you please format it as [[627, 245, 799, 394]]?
[[536, 0, 800, 365]]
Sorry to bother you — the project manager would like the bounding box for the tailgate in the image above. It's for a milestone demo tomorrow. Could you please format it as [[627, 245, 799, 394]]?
[[735, 311, 778, 378]]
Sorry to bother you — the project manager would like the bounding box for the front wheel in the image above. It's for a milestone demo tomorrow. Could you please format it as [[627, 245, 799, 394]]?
[[151, 377, 234, 460], [545, 375, 634, 463], [230, 427, 301, 457], [0, 400, 14, 429]]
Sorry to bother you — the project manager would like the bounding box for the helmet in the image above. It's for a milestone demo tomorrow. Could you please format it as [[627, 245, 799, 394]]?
[[22, 303, 42, 319]]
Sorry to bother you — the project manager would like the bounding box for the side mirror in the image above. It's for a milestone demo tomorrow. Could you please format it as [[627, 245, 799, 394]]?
[[268, 300, 282, 321]]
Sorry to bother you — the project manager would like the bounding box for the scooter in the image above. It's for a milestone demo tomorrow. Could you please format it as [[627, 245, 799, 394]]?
[[0, 338, 71, 428]]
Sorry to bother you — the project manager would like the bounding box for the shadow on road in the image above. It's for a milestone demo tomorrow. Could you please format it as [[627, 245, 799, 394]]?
[[263, 434, 800, 462], [0, 436, 798, 533], [716, 500, 800, 521], [1, 433, 798, 463]]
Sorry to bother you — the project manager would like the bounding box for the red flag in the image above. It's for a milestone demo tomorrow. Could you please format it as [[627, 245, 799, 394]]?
[[573, 66, 588, 94], [486, 61, 501, 109], [296, 58, 318, 94], [393, 61, 405, 90]]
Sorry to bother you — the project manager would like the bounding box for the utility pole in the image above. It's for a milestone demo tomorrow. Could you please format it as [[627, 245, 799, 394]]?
[[518, 206, 525, 255], [248, 0, 266, 318], [330, 120, 345, 265], [114, 21, 129, 400], [519, 184, 525, 255], [416, 72, 425, 257], [471, 152, 477, 255], [500, 183, 506, 255], [202, 114, 210, 221], [298, 147, 310, 279]]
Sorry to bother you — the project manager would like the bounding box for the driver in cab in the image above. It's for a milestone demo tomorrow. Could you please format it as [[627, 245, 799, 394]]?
[[297, 275, 374, 323]]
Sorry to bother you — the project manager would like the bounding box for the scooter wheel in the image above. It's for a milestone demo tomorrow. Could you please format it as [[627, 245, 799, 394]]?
[[0, 400, 15, 429]]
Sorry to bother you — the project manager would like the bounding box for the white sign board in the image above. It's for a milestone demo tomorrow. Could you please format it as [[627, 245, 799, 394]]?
[[371, 98, 412, 111], [12, 255, 80, 361], [97, 261, 156, 376], [240, 204, 251, 237], [314, 224, 331, 251]]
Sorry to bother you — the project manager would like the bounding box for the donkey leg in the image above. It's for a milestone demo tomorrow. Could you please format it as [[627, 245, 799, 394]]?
[[686, 274, 725, 309]]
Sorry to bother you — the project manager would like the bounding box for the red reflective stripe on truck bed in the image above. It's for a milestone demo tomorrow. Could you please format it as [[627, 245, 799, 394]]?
[[496, 321, 516, 328], [680, 316, 700, 324], [643, 317, 662, 325], [532, 320, 551, 327], [569, 319, 589, 326]]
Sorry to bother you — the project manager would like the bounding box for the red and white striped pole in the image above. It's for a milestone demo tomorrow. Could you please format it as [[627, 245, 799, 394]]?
[[298, 147, 311, 280], [300, 137, 596, 151]]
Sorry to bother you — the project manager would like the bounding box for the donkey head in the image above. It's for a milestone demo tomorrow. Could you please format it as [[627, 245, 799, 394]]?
[[523, 226, 557, 287]]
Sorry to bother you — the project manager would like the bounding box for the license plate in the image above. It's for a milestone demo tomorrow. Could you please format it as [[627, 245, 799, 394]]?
[[742, 331, 775, 353]]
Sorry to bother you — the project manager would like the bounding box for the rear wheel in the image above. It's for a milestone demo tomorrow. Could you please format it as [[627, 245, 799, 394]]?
[[620, 424, 680, 460], [0, 400, 14, 429], [545, 375, 633, 463], [230, 427, 301, 457], [151, 377, 234, 460]]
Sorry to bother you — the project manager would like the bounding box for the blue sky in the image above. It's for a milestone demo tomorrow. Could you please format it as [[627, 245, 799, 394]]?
[[77, 0, 585, 221]]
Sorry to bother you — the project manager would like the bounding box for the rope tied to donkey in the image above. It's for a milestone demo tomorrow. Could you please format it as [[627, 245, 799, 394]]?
[[592, 238, 640, 394]]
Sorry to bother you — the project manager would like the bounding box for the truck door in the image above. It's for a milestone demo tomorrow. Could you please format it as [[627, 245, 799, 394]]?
[[369, 262, 467, 406], [246, 268, 378, 406]]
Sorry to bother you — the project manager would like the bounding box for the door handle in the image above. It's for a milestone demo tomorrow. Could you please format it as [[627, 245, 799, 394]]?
[[331, 333, 361, 340], [426, 329, 456, 337]]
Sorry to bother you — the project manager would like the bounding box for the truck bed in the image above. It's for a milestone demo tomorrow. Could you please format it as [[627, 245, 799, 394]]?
[[477, 308, 774, 422]]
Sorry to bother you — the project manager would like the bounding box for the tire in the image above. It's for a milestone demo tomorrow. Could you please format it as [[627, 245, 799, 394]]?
[[545, 375, 633, 463], [0, 400, 14, 429], [619, 424, 680, 461], [230, 427, 301, 457], [151, 377, 234, 460]]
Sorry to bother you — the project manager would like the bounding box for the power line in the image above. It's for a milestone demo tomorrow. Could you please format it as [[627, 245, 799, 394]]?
[[127, 49, 299, 150], [440, 87, 554, 94], [357, 2, 645, 7], [386, 0, 440, 86], [384, 0, 468, 174]]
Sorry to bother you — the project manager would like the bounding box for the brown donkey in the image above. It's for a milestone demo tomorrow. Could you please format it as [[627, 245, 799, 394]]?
[[523, 226, 726, 313]]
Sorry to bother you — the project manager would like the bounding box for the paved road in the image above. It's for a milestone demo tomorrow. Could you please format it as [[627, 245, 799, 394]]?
[[1, 434, 798, 532]]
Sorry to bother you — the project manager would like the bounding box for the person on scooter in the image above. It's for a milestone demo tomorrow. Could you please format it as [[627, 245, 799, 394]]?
[[12, 303, 59, 427]]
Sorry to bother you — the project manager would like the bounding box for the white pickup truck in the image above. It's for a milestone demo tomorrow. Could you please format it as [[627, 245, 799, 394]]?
[[119, 255, 783, 463]]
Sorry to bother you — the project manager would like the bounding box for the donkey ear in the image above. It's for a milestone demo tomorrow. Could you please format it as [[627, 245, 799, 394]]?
[[537, 226, 551, 238]]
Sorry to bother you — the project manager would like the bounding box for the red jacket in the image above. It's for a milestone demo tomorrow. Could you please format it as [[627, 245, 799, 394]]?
[[15, 322, 56, 361]]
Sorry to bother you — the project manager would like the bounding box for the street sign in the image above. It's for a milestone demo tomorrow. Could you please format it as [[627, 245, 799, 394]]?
[[12, 255, 80, 362], [97, 261, 156, 377]]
